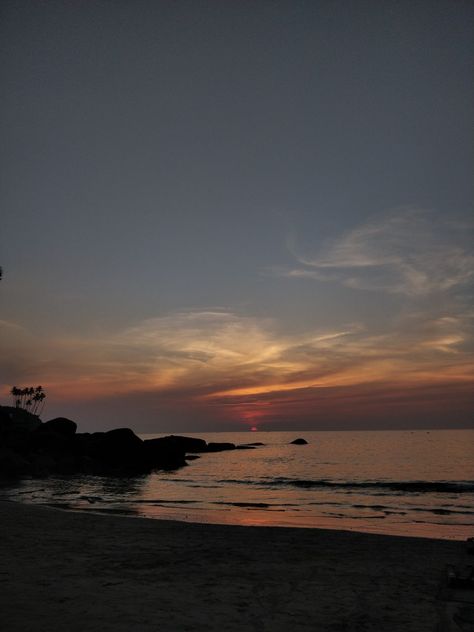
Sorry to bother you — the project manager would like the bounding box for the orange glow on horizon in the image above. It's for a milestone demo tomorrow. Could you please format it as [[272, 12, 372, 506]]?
[[2, 306, 473, 427]]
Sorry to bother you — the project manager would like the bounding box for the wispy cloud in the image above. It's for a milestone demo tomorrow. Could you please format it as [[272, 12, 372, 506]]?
[[284, 209, 474, 296], [1, 305, 472, 428]]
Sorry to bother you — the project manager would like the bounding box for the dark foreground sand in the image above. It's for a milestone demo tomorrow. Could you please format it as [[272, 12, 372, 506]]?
[[0, 501, 469, 631]]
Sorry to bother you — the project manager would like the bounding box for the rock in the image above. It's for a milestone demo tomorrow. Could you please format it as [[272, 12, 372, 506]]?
[[30, 453, 57, 477], [0, 405, 42, 434], [0, 448, 31, 476], [28, 428, 74, 456], [69, 428, 149, 475], [143, 437, 187, 470], [236, 445, 256, 449], [55, 453, 81, 474], [87, 428, 148, 474], [39, 417, 77, 436], [290, 438, 308, 445], [161, 435, 208, 453], [0, 411, 248, 478], [206, 442, 236, 452], [0, 406, 41, 450]]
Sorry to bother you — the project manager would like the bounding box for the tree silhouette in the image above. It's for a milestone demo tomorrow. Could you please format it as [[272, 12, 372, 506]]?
[[10, 385, 46, 416]]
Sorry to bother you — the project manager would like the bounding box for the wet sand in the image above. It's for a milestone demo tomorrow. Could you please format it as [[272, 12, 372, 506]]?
[[0, 500, 469, 631]]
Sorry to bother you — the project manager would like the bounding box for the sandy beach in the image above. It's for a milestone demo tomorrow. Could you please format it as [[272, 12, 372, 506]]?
[[0, 501, 470, 631]]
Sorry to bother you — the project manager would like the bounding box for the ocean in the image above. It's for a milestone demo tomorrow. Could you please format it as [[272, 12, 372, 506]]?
[[1, 429, 473, 540]]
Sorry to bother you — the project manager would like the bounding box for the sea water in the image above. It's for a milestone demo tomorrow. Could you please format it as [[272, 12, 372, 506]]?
[[1, 429, 473, 540]]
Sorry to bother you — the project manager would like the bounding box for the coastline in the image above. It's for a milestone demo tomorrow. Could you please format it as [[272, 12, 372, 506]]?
[[1, 500, 469, 631]]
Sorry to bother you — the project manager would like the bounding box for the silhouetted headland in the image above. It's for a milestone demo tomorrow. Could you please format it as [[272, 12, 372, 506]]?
[[0, 405, 243, 477]]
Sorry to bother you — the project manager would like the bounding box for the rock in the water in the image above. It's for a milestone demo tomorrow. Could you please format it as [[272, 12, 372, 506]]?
[[143, 436, 187, 470], [206, 442, 236, 452], [161, 435, 208, 453], [86, 428, 147, 474], [290, 438, 308, 445]]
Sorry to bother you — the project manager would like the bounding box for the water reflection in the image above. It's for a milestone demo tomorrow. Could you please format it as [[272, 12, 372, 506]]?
[[1, 430, 473, 540]]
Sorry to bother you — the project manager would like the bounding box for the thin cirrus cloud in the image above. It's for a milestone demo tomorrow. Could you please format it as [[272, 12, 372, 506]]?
[[284, 209, 474, 296]]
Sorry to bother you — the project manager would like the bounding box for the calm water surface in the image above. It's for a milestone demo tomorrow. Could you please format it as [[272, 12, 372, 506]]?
[[1, 430, 473, 540]]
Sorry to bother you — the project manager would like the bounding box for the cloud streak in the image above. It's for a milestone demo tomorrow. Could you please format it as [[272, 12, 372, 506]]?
[[1, 304, 472, 429], [285, 209, 474, 296]]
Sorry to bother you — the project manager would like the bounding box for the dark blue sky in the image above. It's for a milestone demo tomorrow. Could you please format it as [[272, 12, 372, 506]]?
[[1, 1, 473, 431]]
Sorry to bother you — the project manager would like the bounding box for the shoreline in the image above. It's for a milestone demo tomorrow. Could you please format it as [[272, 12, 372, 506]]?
[[7, 496, 472, 541], [1, 500, 470, 631]]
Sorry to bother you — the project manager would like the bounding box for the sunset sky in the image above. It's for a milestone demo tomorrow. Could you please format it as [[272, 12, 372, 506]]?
[[1, 1, 473, 432]]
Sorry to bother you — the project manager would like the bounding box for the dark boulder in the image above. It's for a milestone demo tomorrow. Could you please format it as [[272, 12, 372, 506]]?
[[28, 425, 76, 457], [290, 438, 308, 445], [0, 406, 41, 450], [206, 442, 236, 452], [0, 448, 31, 477], [143, 437, 187, 470], [103, 427, 144, 449], [74, 432, 104, 455], [88, 428, 148, 474], [161, 435, 208, 453], [30, 453, 57, 477], [69, 428, 149, 475], [55, 453, 82, 475], [0, 405, 41, 433], [39, 417, 77, 436]]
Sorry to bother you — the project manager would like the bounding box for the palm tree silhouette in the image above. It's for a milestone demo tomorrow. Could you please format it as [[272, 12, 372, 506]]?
[[10, 385, 46, 414]]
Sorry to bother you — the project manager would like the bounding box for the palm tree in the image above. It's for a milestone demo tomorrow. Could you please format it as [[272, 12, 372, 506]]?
[[10, 385, 46, 415], [10, 386, 20, 408]]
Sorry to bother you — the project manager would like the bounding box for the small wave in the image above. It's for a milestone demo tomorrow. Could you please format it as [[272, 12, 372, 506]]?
[[218, 478, 474, 494], [323, 512, 386, 520], [214, 501, 271, 508], [129, 499, 197, 505]]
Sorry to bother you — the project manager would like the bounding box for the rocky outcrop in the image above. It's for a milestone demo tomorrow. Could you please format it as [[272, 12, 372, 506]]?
[[0, 405, 263, 478], [0, 406, 186, 477], [290, 438, 308, 445]]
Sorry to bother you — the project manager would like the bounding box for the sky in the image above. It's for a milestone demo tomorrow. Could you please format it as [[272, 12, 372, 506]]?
[[1, 0, 473, 432]]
